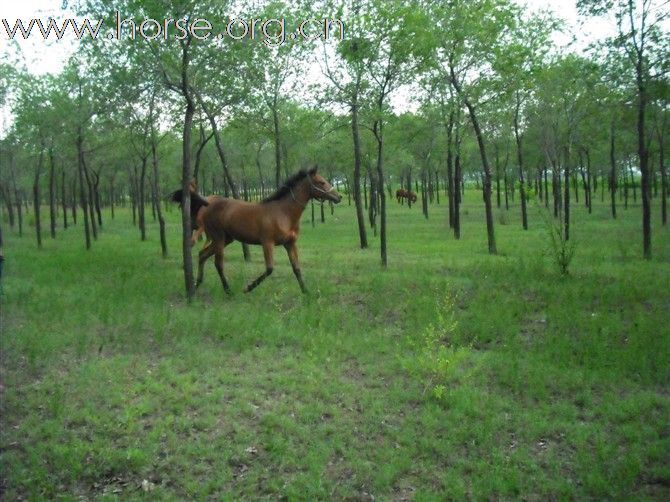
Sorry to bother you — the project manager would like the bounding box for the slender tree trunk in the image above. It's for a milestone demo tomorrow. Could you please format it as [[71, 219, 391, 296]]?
[[110, 178, 115, 220], [2, 184, 15, 228], [82, 157, 97, 240], [152, 137, 168, 258], [193, 126, 213, 182], [407, 169, 413, 208], [139, 156, 148, 241], [179, 43, 196, 301], [421, 169, 429, 219], [454, 149, 462, 240], [255, 143, 266, 199], [33, 145, 44, 249], [610, 123, 617, 218], [93, 171, 102, 227], [564, 149, 570, 241], [77, 130, 91, 249], [273, 101, 282, 189], [49, 148, 56, 238], [15, 188, 23, 237], [514, 92, 528, 230], [462, 97, 496, 253], [71, 178, 77, 225], [374, 118, 387, 266], [198, 94, 251, 261], [636, 61, 651, 258], [351, 91, 368, 249], [657, 122, 667, 226], [9, 153, 23, 236], [363, 170, 368, 210]]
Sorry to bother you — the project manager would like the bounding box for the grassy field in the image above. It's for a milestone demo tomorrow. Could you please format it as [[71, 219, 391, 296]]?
[[1, 192, 669, 500]]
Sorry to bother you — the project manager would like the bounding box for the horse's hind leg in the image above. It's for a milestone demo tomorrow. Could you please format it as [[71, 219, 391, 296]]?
[[196, 241, 216, 288], [284, 241, 307, 293], [214, 244, 232, 295], [244, 241, 274, 293]]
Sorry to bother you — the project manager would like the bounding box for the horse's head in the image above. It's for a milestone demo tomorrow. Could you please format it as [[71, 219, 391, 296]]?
[[307, 167, 342, 204]]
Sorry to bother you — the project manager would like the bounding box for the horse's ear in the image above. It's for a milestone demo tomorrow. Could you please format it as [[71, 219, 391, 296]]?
[[308, 165, 318, 175]]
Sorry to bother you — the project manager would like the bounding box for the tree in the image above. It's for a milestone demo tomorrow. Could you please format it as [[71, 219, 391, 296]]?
[[579, 0, 670, 258]]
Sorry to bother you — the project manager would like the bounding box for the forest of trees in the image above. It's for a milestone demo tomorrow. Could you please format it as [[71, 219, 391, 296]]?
[[0, 0, 668, 299]]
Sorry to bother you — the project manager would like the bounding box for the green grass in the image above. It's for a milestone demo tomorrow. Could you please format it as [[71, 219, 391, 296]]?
[[1, 192, 669, 500]]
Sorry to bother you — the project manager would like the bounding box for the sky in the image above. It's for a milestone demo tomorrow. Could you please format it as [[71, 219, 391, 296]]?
[[0, 0, 624, 134], [0, 0, 621, 75]]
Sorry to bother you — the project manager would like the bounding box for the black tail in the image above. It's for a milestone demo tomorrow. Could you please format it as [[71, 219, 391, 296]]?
[[168, 189, 209, 220]]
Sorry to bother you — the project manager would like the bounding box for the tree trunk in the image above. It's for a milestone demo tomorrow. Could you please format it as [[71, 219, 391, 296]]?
[[33, 145, 44, 249], [139, 155, 148, 241], [77, 129, 91, 249], [273, 102, 282, 189], [514, 92, 528, 230], [82, 157, 97, 240], [2, 184, 15, 228], [71, 178, 77, 225], [636, 60, 651, 258], [199, 94, 251, 261], [454, 149, 462, 240], [152, 137, 168, 258], [351, 91, 368, 249], [463, 98, 496, 253], [179, 44, 196, 301], [93, 170, 102, 227], [49, 148, 56, 239], [657, 121, 667, 226], [421, 170, 429, 219], [363, 170, 368, 210], [564, 150, 570, 241], [374, 119, 387, 267], [610, 121, 618, 219], [110, 178, 115, 220]]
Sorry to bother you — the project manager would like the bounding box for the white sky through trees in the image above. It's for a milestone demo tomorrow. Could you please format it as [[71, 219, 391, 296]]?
[[1, 0, 620, 75], [0, 0, 624, 133]]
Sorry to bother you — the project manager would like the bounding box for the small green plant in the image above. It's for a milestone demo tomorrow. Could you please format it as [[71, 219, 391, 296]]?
[[536, 202, 575, 276], [405, 293, 465, 400]]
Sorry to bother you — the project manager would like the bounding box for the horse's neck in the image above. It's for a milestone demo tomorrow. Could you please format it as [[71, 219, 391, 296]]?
[[284, 181, 311, 223]]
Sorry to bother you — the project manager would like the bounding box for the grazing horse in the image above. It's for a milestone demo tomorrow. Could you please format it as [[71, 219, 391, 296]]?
[[396, 188, 417, 204], [174, 167, 341, 294]]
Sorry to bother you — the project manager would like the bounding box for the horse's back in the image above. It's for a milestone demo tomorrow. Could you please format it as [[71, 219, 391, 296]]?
[[203, 198, 266, 245]]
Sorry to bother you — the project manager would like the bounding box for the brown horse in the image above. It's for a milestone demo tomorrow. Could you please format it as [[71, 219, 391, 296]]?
[[178, 167, 341, 294], [396, 188, 417, 204]]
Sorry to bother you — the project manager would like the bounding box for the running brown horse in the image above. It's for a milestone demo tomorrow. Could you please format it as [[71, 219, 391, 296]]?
[[176, 167, 341, 294]]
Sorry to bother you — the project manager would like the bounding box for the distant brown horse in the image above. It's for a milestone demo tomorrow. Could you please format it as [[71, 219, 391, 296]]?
[[396, 188, 417, 204], [174, 167, 341, 294]]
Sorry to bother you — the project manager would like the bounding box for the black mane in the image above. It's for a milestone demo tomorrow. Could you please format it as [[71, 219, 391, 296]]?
[[262, 168, 315, 203]]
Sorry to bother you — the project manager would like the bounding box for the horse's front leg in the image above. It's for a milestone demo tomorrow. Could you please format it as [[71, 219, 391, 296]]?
[[244, 241, 274, 293], [284, 241, 307, 293]]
